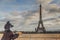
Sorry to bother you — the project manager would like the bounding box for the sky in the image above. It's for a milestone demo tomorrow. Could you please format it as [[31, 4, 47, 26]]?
[[0, 0, 60, 31]]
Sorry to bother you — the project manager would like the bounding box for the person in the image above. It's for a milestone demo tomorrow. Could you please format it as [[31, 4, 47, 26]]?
[[1, 21, 19, 40]]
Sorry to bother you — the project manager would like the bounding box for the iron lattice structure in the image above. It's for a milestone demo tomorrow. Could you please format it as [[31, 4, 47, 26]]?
[[35, 4, 46, 33]]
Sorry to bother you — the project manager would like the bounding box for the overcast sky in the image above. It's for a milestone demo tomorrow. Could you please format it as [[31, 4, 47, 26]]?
[[0, 0, 60, 31]]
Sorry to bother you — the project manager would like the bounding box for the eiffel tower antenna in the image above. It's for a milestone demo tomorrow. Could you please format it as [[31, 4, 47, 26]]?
[[35, 4, 46, 33]]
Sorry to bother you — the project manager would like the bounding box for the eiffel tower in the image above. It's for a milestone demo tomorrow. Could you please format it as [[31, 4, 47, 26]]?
[[35, 4, 46, 33]]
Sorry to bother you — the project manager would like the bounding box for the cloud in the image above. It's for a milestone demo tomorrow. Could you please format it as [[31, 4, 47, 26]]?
[[0, 0, 60, 31], [0, 0, 37, 12], [50, 0, 60, 5], [36, 0, 52, 7], [36, 0, 60, 13], [37, 0, 52, 4], [44, 4, 60, 13], [20, 0, 60, 31]]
